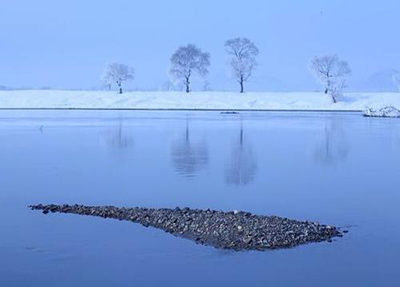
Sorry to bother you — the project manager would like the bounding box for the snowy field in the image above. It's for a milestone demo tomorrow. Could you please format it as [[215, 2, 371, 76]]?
[[0, 90, 399, 111]]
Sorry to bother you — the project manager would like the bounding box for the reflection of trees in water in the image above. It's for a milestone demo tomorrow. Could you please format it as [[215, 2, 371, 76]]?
[[313, 117, 348, 165], [103, 121, 134, 151], [171, 120, 208, 178], [225, 122, 257, 186]]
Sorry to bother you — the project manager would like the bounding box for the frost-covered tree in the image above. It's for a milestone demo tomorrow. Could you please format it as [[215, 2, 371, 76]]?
[[309, 55, 351, 103], [169, 44, 211, 93], [225, 37, 259, 93], [101, 63, 135, 94], [394, 74, 400, 91]]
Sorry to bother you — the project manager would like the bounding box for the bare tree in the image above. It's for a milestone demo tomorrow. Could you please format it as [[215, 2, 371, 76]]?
[[225, 37, 259, 93], [394, 74, 400, 92], [101, 63, 135, 94], [309, 55, 351, 103], [169, 44, 211, 93]]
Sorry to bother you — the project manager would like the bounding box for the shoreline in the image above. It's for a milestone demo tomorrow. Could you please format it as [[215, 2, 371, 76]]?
[[0, 108, 362, 113]]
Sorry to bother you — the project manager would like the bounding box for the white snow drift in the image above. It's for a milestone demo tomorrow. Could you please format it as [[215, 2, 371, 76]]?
[[0, 90, 399, 111], [364, 106, 400, 118]]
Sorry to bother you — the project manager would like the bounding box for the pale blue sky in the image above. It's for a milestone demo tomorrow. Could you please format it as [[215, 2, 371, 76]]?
[[0, 0, 399, 91]]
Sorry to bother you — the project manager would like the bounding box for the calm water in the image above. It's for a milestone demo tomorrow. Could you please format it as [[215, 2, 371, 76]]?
[[1, 110, 400, 287]]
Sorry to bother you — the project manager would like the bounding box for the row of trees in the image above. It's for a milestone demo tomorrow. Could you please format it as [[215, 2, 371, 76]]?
[[168, 38, 260, 94], [101, 37, 259, 95], [101, 37, 399, 103]]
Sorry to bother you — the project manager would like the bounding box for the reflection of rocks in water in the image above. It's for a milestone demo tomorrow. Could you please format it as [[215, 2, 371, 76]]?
[[171, 121, 208, 178], [313, 117, 348, 165], [103, 122, 134, 151], [225, 123, 257, 186]]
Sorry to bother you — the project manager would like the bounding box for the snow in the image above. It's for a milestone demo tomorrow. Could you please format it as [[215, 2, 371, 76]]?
[[364, 106, 400, 118], [0, 90, 399, 111]]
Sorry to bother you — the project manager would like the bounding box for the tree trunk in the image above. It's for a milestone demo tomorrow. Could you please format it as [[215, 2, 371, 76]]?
[[240, 76, 244, 93], [332, 95, 337, 104], [117, 80, 123, 94], [324, 88, 328, 94], [185, 76, 190, 93]]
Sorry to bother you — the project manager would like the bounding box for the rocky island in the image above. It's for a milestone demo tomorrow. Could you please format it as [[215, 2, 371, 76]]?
[[29, 204, 345, 251]]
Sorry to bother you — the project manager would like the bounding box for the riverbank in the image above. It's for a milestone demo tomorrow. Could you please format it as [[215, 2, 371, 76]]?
[[1, 90, 399, 111], [30, 204, 344, 251]]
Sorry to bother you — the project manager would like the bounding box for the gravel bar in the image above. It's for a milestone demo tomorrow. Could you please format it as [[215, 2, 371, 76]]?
[[29, 204, 344, 251]]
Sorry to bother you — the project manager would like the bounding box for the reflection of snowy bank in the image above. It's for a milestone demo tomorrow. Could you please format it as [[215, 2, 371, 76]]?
[[364, 106, 400, 118]]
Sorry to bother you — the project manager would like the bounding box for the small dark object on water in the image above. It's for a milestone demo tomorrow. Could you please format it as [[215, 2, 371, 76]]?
[[29, 204, 344, 251], [221, 111, 239, 115]]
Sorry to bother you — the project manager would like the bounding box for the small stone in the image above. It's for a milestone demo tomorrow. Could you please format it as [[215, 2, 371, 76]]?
[[243, 237, 252, 244]]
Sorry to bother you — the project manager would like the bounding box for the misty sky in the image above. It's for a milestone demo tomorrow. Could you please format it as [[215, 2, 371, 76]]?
[[1, 0, 399, 91]]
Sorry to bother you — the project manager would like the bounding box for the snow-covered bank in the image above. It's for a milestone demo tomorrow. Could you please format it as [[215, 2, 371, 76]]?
[[0, 90, 399, 111], [364, 106, 400, 118]]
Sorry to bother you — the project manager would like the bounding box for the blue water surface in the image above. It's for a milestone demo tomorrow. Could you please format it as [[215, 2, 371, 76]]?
[[1, 110, 399, 287]]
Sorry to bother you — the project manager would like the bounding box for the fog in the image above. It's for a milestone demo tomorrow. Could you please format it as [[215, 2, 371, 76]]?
[[0, 0, 399, 91]]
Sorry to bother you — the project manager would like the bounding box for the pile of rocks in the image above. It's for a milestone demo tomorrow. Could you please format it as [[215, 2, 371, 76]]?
[[29, 204, 344, 251]]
